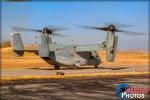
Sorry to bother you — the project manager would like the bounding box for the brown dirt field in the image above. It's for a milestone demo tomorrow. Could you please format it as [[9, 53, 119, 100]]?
[[1, 47, 51, 69], [1, 47, 149, 69], [98, 50, 149, 66]]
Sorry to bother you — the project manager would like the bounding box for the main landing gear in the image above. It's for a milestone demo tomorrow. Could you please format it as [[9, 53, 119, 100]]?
[[54, 65, 60, 70], [94, 65, 99, 69]]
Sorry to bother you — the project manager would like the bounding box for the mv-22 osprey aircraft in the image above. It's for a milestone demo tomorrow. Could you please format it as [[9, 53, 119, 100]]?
[[12, 23, 143, 69]]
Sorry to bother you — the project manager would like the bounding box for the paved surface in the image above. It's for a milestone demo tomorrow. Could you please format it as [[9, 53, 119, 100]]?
[[1, 65, 149, 100], [1, 75, 149, 100], [2, 64, 148, 77]]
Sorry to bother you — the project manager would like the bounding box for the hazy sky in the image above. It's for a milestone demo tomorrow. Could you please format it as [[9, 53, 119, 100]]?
[[1, 1, 148, 50]]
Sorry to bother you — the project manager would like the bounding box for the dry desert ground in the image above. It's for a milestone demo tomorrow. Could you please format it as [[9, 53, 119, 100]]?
[[1, 47, 149, 69]]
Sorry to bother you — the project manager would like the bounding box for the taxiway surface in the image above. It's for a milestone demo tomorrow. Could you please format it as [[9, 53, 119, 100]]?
[[1, 75, 149, 100]]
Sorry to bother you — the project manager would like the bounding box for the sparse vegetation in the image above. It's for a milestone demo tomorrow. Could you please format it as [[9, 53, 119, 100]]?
[[1, 46, 149, 69], [0, 40, 11, 48]]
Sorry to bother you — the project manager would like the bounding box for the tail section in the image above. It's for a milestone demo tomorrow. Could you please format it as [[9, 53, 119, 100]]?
[[12, 33, 24, 56]]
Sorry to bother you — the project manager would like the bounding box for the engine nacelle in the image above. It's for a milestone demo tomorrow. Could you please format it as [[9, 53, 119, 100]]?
[[38, 33, 50, 57], [105, 32, 118, 62]]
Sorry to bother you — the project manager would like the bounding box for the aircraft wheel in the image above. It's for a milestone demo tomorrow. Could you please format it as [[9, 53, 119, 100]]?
[[94, 65, 99, 69], [54, 65, 60, 70]]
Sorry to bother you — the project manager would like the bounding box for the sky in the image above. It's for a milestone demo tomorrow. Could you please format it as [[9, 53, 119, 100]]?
[[1, 1, 149, 50]]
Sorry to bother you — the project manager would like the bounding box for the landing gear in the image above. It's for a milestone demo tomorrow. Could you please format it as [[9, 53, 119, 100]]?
[[73, 64, 79, 70], [54, 65, 60, 70], [94, 65, 99, 69]]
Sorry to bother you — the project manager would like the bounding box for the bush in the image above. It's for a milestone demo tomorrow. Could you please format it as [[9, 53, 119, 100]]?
[[0, 40, 11, 48]]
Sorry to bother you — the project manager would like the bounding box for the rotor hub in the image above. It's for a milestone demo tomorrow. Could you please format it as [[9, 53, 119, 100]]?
[[42, 27, 52, 34], [108, 24, 116, 32]]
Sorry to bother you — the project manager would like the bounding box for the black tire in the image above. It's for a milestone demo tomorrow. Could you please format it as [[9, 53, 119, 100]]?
[[94, 65, 99, 69], [56, 72, 64, 75]]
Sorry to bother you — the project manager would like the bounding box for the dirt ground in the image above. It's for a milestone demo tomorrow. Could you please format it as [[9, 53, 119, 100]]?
[[1, 47, 149, 69], [1, 75, 149, 100]]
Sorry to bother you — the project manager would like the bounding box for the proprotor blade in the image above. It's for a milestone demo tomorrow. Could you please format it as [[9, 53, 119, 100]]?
[[116, 30, 146, 35], [51, 33, 65, 37], [12, 26, 66, 36], [78, 25, 108, 31], [42, 26, 66, 36], [47, 25, 68, 32], [103, 22, 132, 28], [12, 26, 42, 33]]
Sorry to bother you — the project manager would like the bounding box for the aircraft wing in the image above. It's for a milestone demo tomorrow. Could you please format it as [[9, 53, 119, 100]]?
[[56, 43, 105, 51], [23, 49, 38, 53], [75, 44, 105, 51], [18, 43, 105, 53], [13, 49, 38, 53]]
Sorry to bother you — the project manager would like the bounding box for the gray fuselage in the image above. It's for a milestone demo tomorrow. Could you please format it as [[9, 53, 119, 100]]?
[[42, 49, 101, 67]]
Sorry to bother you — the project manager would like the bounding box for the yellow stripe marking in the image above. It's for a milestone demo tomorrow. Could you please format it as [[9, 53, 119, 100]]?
[[1, 72, 149, 81]]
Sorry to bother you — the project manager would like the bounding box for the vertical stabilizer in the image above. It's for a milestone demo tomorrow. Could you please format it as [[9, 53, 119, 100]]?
[[12, 33, 24, 56]]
